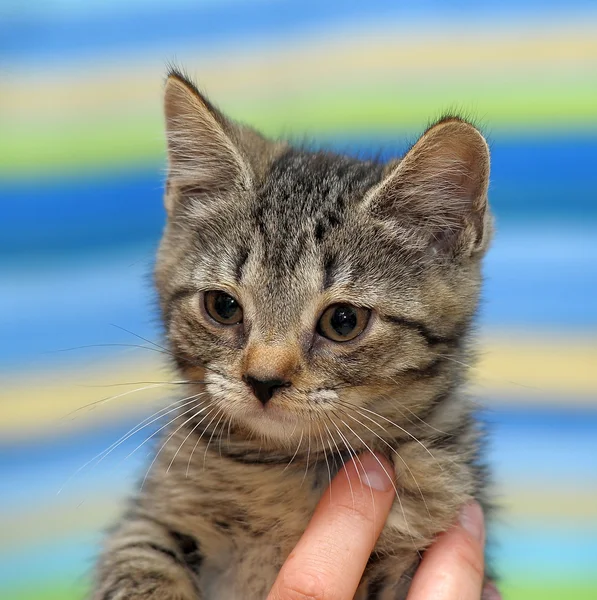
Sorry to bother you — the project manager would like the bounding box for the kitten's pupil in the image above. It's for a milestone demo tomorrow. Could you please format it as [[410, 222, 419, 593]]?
[[215, 293, 238, 320], [331, 306, 357, 336]]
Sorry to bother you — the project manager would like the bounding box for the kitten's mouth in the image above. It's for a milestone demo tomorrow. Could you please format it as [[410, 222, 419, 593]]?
[[236, 400, 304, 442], [245, 398, 297, 423]]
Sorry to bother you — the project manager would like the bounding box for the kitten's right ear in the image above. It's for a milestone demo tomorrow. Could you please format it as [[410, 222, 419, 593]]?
[[164, 72, 252, 213], [365, 118, 491, 258]]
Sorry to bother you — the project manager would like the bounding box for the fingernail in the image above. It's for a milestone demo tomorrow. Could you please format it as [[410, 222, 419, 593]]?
[[357, 453, 394, 492], [482, 582, 501, 600], [459, 501, 485, 543]]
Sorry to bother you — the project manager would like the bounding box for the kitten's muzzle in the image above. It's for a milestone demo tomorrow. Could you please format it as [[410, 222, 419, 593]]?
[[243, 375, 290, 405]]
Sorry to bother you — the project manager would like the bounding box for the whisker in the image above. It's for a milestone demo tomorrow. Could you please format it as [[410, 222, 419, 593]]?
[[390, 400, 449, 436], [77, 380, 194, 388], [316, 425, 333, 501], [324, 413, 356, 507], [126, 399, 207, 472], [327, 415, 376, 530], [57, 394, 201, 495], [140, 402, 213, 489], [110, 324, 223, 378], [323, 417, 356, 508], [382, 374, 451, 435], [282, 427, 304, 473], [110, 324, 173, 357], [357, 405, 440, 464], [226, 414, 234, 449], [185, 405, 221, 477], [218, 414, 230, 458], [364, 392, 452, 471], [64, 383, 169, 418], [203, 408, 227, 469], [47, 343, 170, 356], [300, 419, 312, 487], [93, 394, 205, 468], [431, 351, 542, 393], [334, 414, 419, 551], [337, 404, 431, 518], [165, 401, 216, 474]]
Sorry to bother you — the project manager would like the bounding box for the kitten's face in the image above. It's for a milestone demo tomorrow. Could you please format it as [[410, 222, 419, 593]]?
[[156, 73, 491, 450]]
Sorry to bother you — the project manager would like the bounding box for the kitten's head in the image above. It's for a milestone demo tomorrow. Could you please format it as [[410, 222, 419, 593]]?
[[155, 71, 491, 450]]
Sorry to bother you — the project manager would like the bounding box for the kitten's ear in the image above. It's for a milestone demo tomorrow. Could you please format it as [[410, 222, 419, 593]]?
[[367, 118, 491, 257], [164, 71, 281, 213]]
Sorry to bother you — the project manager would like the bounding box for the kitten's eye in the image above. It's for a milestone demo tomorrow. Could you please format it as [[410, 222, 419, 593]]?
[[317, 304, 370, 342], [204, 290, 243, 325]]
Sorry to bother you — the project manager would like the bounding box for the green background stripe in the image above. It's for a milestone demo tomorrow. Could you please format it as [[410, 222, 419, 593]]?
[[6, 581, 597, 600], [2, 76, 597, 177]]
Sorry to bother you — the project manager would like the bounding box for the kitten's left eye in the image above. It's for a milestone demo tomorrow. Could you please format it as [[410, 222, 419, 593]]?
[[317, 304, 370, 342], [204, 290, 243, 325]]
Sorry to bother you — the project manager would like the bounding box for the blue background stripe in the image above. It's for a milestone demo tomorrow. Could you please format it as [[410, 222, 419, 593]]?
[[4, 1, 597, 61]]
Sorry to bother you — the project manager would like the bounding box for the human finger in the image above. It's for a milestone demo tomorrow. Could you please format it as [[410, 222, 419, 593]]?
[[267, 452, 396, 600], [407, 501, 486, 600]]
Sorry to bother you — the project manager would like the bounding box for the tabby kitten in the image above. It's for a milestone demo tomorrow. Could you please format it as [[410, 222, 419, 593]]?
[[91, 69, 492, 599]]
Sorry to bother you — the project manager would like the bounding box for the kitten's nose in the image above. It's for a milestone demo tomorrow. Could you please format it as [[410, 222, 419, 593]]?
[[243, 375, 290, 405]]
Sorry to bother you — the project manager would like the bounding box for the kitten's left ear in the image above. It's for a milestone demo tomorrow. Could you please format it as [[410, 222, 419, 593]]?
[[367, 118, 491, 257]]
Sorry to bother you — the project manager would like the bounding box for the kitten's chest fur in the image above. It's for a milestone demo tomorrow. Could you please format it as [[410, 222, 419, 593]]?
[[141, 433, 327, 597], [135, 412, 479, 598]]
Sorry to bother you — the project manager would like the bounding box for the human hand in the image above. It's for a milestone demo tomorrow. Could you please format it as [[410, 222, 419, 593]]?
[[267, 452, 500, 600]]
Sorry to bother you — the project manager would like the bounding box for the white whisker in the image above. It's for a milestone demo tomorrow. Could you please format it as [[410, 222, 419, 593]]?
[[327, 415, 376, 531], [338, 405, 431, 518], [122, 400, 207, 477], [78, 380, 191, 388], [300, 419, 312, 487], [358, 405, 440, 464], [203, 408, 227, 468], [282, 427, 304, 473], [185, 405, 221, 477], [64, 383, 168, 418], [219, 414, 232, 457], [95, 394, 205, 468], [316, 425, 333, 501], [140, 402, 212, 489], [323, 418, 356, 507], [165, 401, 215, 473], [335, 414, 419, 551], [57, 394, 204, 495]]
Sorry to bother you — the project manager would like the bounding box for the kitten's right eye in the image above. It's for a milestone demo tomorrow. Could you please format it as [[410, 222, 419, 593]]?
[[204, 291, 243, 325]]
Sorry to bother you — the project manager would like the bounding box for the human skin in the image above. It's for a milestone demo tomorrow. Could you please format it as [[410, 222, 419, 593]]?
[[267, 453, 500, 600]]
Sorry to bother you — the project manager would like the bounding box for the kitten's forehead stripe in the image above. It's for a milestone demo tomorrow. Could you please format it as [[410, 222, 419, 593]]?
[[322, 252, 338, 290], [235, 247, 249, 282], [253, 149, 384, 276]]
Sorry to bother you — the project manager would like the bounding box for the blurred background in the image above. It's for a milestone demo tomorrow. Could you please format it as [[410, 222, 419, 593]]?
[[1, 1, 596, 599]]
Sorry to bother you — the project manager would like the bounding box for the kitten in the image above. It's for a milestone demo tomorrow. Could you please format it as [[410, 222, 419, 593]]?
[[90, 68, 493, 599]]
